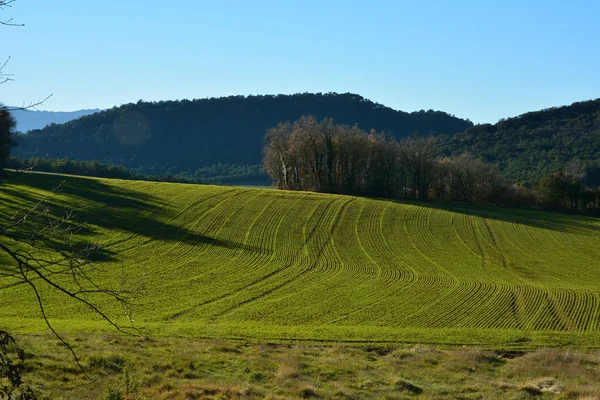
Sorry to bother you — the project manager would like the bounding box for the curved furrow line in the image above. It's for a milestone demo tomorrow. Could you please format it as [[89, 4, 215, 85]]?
[[510, 285, 531, 330], [353, 201, 383, 279], [158, 190, 261, 270], [161, 195, 308, 321], [359, 200, 407, 286], [236, 194, 302, 268], [420, 209, 474, 276], [491, 220, 538, 275], [158, 192, 275, 289], [480, 218, 509, 271], [168, 196, 338, 318], [580, 291, 600, 331], [567, 290, 590, 331], [126, 188, 240, 261], [120, 187, 236, 248], [377, 202, 417, 283], [501, 219, 537, 255], [556, 220, 600, 259], [102, 188, 235, 269], [321, 203, 430, 326], [538, 221, 600, 268], [463, 216, 507, 276], [449, 213, 486, 271], [303, 199, 352, 279], [194, 191, 266, 259], [408, 279, 484, 328], [205, 197, 356, 320], [539, 289, 568, 331], [264, 196, 350, 287], [412, 206, 444, 261], [401, 206, 455, 279], [521, 287, 565, 331], [586, 292, 600, 331], [440, 281, 516, 329], [460, 283, 521, 330], [76, 184, 198, 251], [166, 192, 294, 297], [325, 274, 440, 327], [430, 281, 501, 328], [229, 198, 357, 322], [331, 200, 376, 279], [559, 288, 598, 332], [496, 220, 590, 289], [147, 189, 256, 273], [548, 288, 578, 331], [517, 284, 550, 330], [209, 194, 282, 271], [566, 289, 592, 331], [384, 275, 459, 326], [432, 211, 490, 279]]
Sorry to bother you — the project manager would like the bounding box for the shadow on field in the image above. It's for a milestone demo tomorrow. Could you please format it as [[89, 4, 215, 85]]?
[[2, 172, 261, 254], [399, 200, 600, 235]]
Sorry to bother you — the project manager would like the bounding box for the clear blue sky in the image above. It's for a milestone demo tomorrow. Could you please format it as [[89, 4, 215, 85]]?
[[2, 0, 599, 123]]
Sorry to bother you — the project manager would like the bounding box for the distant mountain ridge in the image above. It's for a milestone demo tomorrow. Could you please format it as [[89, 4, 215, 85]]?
[[14, 93, 473, 176], [11, 107, 102, 133]]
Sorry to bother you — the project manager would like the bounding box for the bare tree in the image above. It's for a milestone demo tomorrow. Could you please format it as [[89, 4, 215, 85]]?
[[402, 136, 437, 200]]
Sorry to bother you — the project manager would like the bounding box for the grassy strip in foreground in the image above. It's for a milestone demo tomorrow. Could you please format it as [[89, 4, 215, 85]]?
[[17, 334, 600, 400]]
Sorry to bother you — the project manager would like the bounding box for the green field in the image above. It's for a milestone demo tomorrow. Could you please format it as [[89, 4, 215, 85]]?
[[1, 172, 600, 348]]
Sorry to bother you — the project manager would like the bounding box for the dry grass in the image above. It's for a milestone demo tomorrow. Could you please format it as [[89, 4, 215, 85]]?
[[9, 334, 599, 399]]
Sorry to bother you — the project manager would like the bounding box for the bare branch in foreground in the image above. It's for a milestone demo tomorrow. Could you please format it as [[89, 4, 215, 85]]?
[[0, 181, 145, 384]]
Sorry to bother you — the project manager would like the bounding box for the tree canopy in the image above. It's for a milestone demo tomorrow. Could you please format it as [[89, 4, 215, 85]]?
[[438, 98, 600, 186], [0, 104, 16, 173]]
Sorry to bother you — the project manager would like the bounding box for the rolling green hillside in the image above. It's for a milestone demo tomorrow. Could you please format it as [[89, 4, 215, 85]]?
[[1, 172, 600, 347]]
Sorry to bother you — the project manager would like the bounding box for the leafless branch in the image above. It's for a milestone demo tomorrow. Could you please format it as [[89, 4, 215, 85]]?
[[0, 56, 14, 84], [1, 3, 52, 109], [0, 1, 23, 27], [0, 183, 144, 378], [5, 95, 55, 111]]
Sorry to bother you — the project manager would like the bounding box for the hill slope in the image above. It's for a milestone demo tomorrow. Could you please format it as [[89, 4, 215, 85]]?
[[13, 93, 472, 176], [439, 98, 600, 185], [1, 173, 599, 346]]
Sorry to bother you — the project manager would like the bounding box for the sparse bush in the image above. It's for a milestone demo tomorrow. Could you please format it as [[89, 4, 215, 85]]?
[[88, 355, 126, 373], [105, 388, 124, 400], [299, 387, 319, 398], [395, 379, 423, 394]]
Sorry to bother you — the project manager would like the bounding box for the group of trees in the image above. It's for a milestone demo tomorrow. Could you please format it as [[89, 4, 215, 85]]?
[[5, 156, 207, 184], [264, 116, 505, 202], [264, 116, 600, 214], [537, 170, 600, 214]]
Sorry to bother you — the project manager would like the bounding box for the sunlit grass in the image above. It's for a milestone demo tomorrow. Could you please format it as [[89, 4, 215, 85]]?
[[0, 171, 599, 348]]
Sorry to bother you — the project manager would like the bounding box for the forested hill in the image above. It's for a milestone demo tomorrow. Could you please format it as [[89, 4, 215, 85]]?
[[438, 99, 600, 186], [14, 93, 472, 176]]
